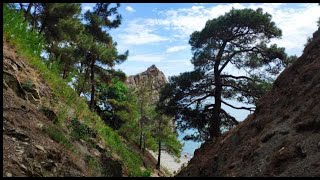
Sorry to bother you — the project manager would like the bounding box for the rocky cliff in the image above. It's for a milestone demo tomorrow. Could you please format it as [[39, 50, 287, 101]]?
[[125, 65, 167, 103], [125, 65, 177, 131], [177, 29, 320, 177]]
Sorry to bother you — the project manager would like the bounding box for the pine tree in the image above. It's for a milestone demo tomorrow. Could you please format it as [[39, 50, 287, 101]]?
[[159, 8, 291, 141], [153, 112, 182, 170], [134, 79, 153, 151], [82, 3, 128, 110], [16, 3, 85, 80]]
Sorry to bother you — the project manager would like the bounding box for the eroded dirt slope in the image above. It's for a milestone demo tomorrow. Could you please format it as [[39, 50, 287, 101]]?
[[3, 40, 126, 177], [177, 29, 320, 177]]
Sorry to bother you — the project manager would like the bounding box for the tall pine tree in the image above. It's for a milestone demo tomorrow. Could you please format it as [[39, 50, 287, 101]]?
[[159, 8, 291, 141], [82, 3, 128, 110]]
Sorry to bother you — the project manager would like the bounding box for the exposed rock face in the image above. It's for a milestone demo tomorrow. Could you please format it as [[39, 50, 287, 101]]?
[[177, 29, 320, 177], [3, 39, 126, 177], [125, 65, 167, 103]]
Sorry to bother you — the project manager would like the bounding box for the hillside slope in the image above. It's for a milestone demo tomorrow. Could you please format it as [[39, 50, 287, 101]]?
[[3, 40, 130, 177], [177, 29, 320, 177]]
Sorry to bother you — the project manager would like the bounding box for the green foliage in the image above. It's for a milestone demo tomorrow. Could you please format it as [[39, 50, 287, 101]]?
[[42, 125, 73, 150], [3, 4, 148, 176], [113, 78, 182, 167], [95, 79, 137, 130], [84, 155, 104, 176], [70, 118, 96, 141], [140, 168, 152, 177], [103, 79, 128, 102], [82, 3, 128, 110], [13, 3, 128, 112], [153, 113, 182, 158], [160, 8, 289, 141], [3, 4, 44, 57], [21, 79, 33, 90]]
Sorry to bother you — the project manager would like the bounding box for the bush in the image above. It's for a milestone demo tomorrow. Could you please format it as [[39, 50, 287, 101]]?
[[70, 118, 96, 141], [42, 125, 73, 150]]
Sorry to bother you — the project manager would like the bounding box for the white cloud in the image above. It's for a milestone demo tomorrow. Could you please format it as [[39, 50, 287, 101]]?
[[148, 3, 320, 55], [268, 4, 320, 55], [125, 6, 136, 12], [83, 5, 93, 12], [166, 45, 189, 53], [129, 53, 165, 62], [151, 3, 245, 38], [116, 3, 320, 79], [118, 20, 169, 45]]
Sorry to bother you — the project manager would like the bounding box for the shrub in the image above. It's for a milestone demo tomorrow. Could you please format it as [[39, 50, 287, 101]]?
[[42, 125, 73, 150]]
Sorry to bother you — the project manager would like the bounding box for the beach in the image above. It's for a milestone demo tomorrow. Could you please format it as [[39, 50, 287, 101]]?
[[148, 150, 192, 175]]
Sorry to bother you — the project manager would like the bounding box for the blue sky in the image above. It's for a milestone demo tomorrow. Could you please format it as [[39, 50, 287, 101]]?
[[81, 2, 320, 120], [82, 3, 320, 155]]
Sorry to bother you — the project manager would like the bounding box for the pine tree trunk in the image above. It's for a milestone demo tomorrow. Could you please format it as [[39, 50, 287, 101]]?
[[156, 140, 161, 170], [156, 115, 162, 170], [210, 42, 227, 140], [143, 137, 146, 155], [139, 104, 144, 151], [24, 3, 33, 21], [139, 131, 143, 151], [26, 3, 33, 15], [77, 65, 89, 96], [139, 117, 143, 151], [62, 62, 68, 79], [31, 9, 37, 32], [211, 69, 222, 139], [89, 56, 95, 111]]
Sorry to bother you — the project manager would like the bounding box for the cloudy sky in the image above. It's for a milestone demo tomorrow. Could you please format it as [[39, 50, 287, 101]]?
[[82, 2, 320, 118], [85, 3, 320, 77], [82, 3, 320, 154]]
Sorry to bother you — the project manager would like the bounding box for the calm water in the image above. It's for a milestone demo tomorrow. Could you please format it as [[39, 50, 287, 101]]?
[[178, 128, 203, 157], [177, 102, 251, 157]]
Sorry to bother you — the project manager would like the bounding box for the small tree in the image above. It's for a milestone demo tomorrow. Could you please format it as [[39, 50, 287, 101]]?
[[153, 112, 182, 170], [134, 79, 154, 151], [155, 97, 182, 170], [160, 8, 291, 141]]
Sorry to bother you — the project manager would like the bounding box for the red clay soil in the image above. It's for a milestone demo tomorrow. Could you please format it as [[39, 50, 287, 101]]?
[[177, 29, 320, 177]]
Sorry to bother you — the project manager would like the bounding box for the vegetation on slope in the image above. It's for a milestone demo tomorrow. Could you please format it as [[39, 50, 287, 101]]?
[[3, 4, 149, 176]]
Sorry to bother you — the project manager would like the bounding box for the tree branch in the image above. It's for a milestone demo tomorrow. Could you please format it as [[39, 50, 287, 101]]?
[[221, 74, 255, 81], [219, 59, 232, 74], [222, 83, 259, 101], [222, 83, 242, 92], [219, 47, 259, 73], [220, 108, 239, 125], [221, 100, 255, 111], [183, 93, 213, 108], [216, 41, 228, 67]]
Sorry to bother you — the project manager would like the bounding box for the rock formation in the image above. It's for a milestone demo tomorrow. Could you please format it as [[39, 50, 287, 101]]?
[[177, 29, 320, 177], [125, 64, 167, 103]]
